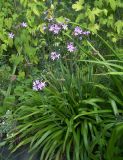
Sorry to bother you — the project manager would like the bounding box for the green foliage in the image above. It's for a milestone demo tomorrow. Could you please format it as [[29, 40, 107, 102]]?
[[72, 0, 123, 42], [106, 122, 123, 160], [72, 0, 84, 11], [7, 56, 123, 159]]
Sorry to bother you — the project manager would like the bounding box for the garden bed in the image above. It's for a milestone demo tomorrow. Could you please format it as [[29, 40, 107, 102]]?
[[0, 0, 123, 160]]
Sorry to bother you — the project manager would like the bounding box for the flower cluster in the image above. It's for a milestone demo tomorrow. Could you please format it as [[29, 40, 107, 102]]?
[[49, 24, 61, 34], [82, 31, 90, 35], [59, 23, 68, 30], [21, 22, 27, 28], [48, 22, 68, 34], [51, 52, 60, 60], [33, 80, 46, 91], [73, 26, 90, 37], [73, 26, 82, 36], [67, 42, 76, 52], [8, 32, 14, 39]]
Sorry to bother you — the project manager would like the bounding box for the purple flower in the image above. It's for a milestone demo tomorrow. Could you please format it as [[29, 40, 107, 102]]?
[[49, 25, 54, 31], [42, 25, 47, 30], [8, 32, 14, 39], [37, 82, 46, 90], [73, 26, 82, 36], [33, 80, 46, 91], [62, 24, 68, 30], [82, 31, 90, 35], [49, 24, 61, 34], [67, 42, 76, 52], [21, 22, 27, 27], [57, 23, 68, 30], [51, 52, 60, 60], [73, 26, 90, 37]]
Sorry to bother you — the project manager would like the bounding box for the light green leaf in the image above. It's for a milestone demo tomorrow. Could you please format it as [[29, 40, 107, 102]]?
[[109, 0, 117, 11], [17, 71, 25, 80], [92, 8, 102, 15], [56, 16, 65, 23], [115, 20, 123, 34], [32, 6, 40, 16], [9, 54, 24, 65], [103, 9, 108, 16], [72, 0, 84, 11], [88, 12, 95, 23], [110, 99, 119, 116], [4, 18, 13, 29], [88, 23, 100, 33], [88, 8, 102, 23]]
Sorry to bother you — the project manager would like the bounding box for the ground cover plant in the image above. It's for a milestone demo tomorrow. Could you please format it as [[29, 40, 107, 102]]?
[[0, 0, 123, 160]]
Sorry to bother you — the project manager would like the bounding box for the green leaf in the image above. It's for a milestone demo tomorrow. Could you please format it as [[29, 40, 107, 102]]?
[[94, 0, 103, 7], [66, 138, 72, 160], [14, 86, 24, 96], [81, 121, 89, 151], [88, 12, 95, 24], [45, 141, 57, 160], [31, 131, 52, 151], [9, 54, 24, 65], [12, 137, 32, 153], [20, 0, 28, 7], [4, 18, 12, 29], [8, 38, 13, 47], [3, 95, 15, 107], [109, 0, 117, 11], [17, 71, 25, 80], [103, 9, 108, 16], [92, 8, 102, 15], [115, 20, 123, 34], [72, 0, 84, 11], [56, 16, 65, 23], [110, 99, 119, 116], [88, 23, 100, 33], [32, 6, 40, 16], [1, 44, 7, 51], [107, 14, 114, 27], [88, 8, 102, 23]]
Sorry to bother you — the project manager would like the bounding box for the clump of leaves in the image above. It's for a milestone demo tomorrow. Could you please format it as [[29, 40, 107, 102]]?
[[7, 60, 123, 160]]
